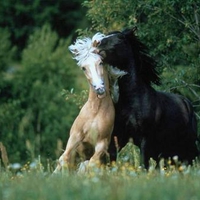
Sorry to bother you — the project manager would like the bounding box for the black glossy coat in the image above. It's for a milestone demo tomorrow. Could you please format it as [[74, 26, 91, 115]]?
[[98, 28, 199, 167]]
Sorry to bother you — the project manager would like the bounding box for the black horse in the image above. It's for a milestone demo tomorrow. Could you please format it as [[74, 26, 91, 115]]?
[[97, 28, 199, 167]]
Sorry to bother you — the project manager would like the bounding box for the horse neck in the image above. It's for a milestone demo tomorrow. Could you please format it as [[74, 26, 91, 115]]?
[[120, 61, 139, 89], [118, 62, 153, 102]]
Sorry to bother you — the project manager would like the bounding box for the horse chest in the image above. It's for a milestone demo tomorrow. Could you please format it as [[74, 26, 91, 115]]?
[[83, 121, 99, 145]]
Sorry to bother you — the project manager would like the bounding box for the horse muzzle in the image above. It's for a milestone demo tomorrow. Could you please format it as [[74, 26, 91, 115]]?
[[96, 87, 105, 95], [95, 87, 106, 98]]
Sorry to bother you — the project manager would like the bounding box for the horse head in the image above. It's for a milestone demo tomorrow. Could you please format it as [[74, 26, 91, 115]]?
[[97, 28, 137, 70], [69, 33, 107, 98], [97, 28, 160, 85]]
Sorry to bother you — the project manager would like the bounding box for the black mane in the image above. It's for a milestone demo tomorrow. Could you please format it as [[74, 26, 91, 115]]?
[[104, 28, 160, 85], [122, 29, 160, 85]]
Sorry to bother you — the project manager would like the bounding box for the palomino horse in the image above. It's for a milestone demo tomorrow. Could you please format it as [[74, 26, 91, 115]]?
[[54, 33, 125, 173], [96, 28, 199, 168]]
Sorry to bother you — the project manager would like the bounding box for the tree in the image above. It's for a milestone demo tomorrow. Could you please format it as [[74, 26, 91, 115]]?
[[0, 0, 87, 51], [0, 25, 83, 162]]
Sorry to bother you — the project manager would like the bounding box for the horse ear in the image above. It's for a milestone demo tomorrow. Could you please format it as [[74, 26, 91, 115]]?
[[92, 40, 100, 47], [123, 27, 137, 36], [132, 27, 137, 33]]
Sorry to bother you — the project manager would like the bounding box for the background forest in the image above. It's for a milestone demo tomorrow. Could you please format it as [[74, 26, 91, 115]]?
[[0, 0, 199, 166]]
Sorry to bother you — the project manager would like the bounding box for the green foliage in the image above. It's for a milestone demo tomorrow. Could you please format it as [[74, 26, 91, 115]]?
[[0, 25, 85, 163], [0, 1, 88, 165], [0, 0, 87, 51], [83, 0, 200, 66], [117, 140, 140, 168], [0, 28, 18, 161], [0, 28, 16, 97], [61, 89, 88, 109], [0, 28, 15, 72], [83, 0, 135, 32]]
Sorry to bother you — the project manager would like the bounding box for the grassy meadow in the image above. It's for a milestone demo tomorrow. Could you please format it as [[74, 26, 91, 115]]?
[[1, 143, 200, 200]]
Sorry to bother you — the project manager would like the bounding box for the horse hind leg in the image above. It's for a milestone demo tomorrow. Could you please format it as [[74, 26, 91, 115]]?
[[181, 98, 199, 160]]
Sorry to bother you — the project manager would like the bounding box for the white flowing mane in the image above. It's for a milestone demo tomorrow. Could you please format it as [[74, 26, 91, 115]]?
[[108, 66, 127, 103], [69, 32, 127, 102], [68, 33, 105, 66]]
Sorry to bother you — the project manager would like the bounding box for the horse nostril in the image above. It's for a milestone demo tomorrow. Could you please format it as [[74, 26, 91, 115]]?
[[97, 87, 105, 95]]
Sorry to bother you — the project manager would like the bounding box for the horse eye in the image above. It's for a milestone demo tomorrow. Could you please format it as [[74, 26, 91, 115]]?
[[82, 67, 86, 71], [99, 62, 103, 66]]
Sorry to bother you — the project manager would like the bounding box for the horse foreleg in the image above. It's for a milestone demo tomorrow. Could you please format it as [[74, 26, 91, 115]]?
[[53, 133, 82, 173], [88, 140, 109, 167]]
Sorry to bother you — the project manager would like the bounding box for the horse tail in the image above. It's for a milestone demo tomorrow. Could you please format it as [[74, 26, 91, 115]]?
[[182, 97, 200, 157], [181, 97, 196, 132]]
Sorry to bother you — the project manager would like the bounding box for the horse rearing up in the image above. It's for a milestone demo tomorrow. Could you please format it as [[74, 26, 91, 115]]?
[[96, 28, 199, 168], [54, 34, 116, 173]]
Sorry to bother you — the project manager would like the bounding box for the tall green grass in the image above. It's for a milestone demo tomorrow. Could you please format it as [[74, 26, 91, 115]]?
[[1, 165, 200, 200], [1, 143, 200, 200]]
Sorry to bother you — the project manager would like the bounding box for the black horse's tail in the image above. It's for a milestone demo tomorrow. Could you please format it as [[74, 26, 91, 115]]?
[[182, 97, 200, 157]]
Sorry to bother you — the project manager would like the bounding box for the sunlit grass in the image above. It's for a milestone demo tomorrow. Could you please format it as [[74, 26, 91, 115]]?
[[1, 142, 200, 200]]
